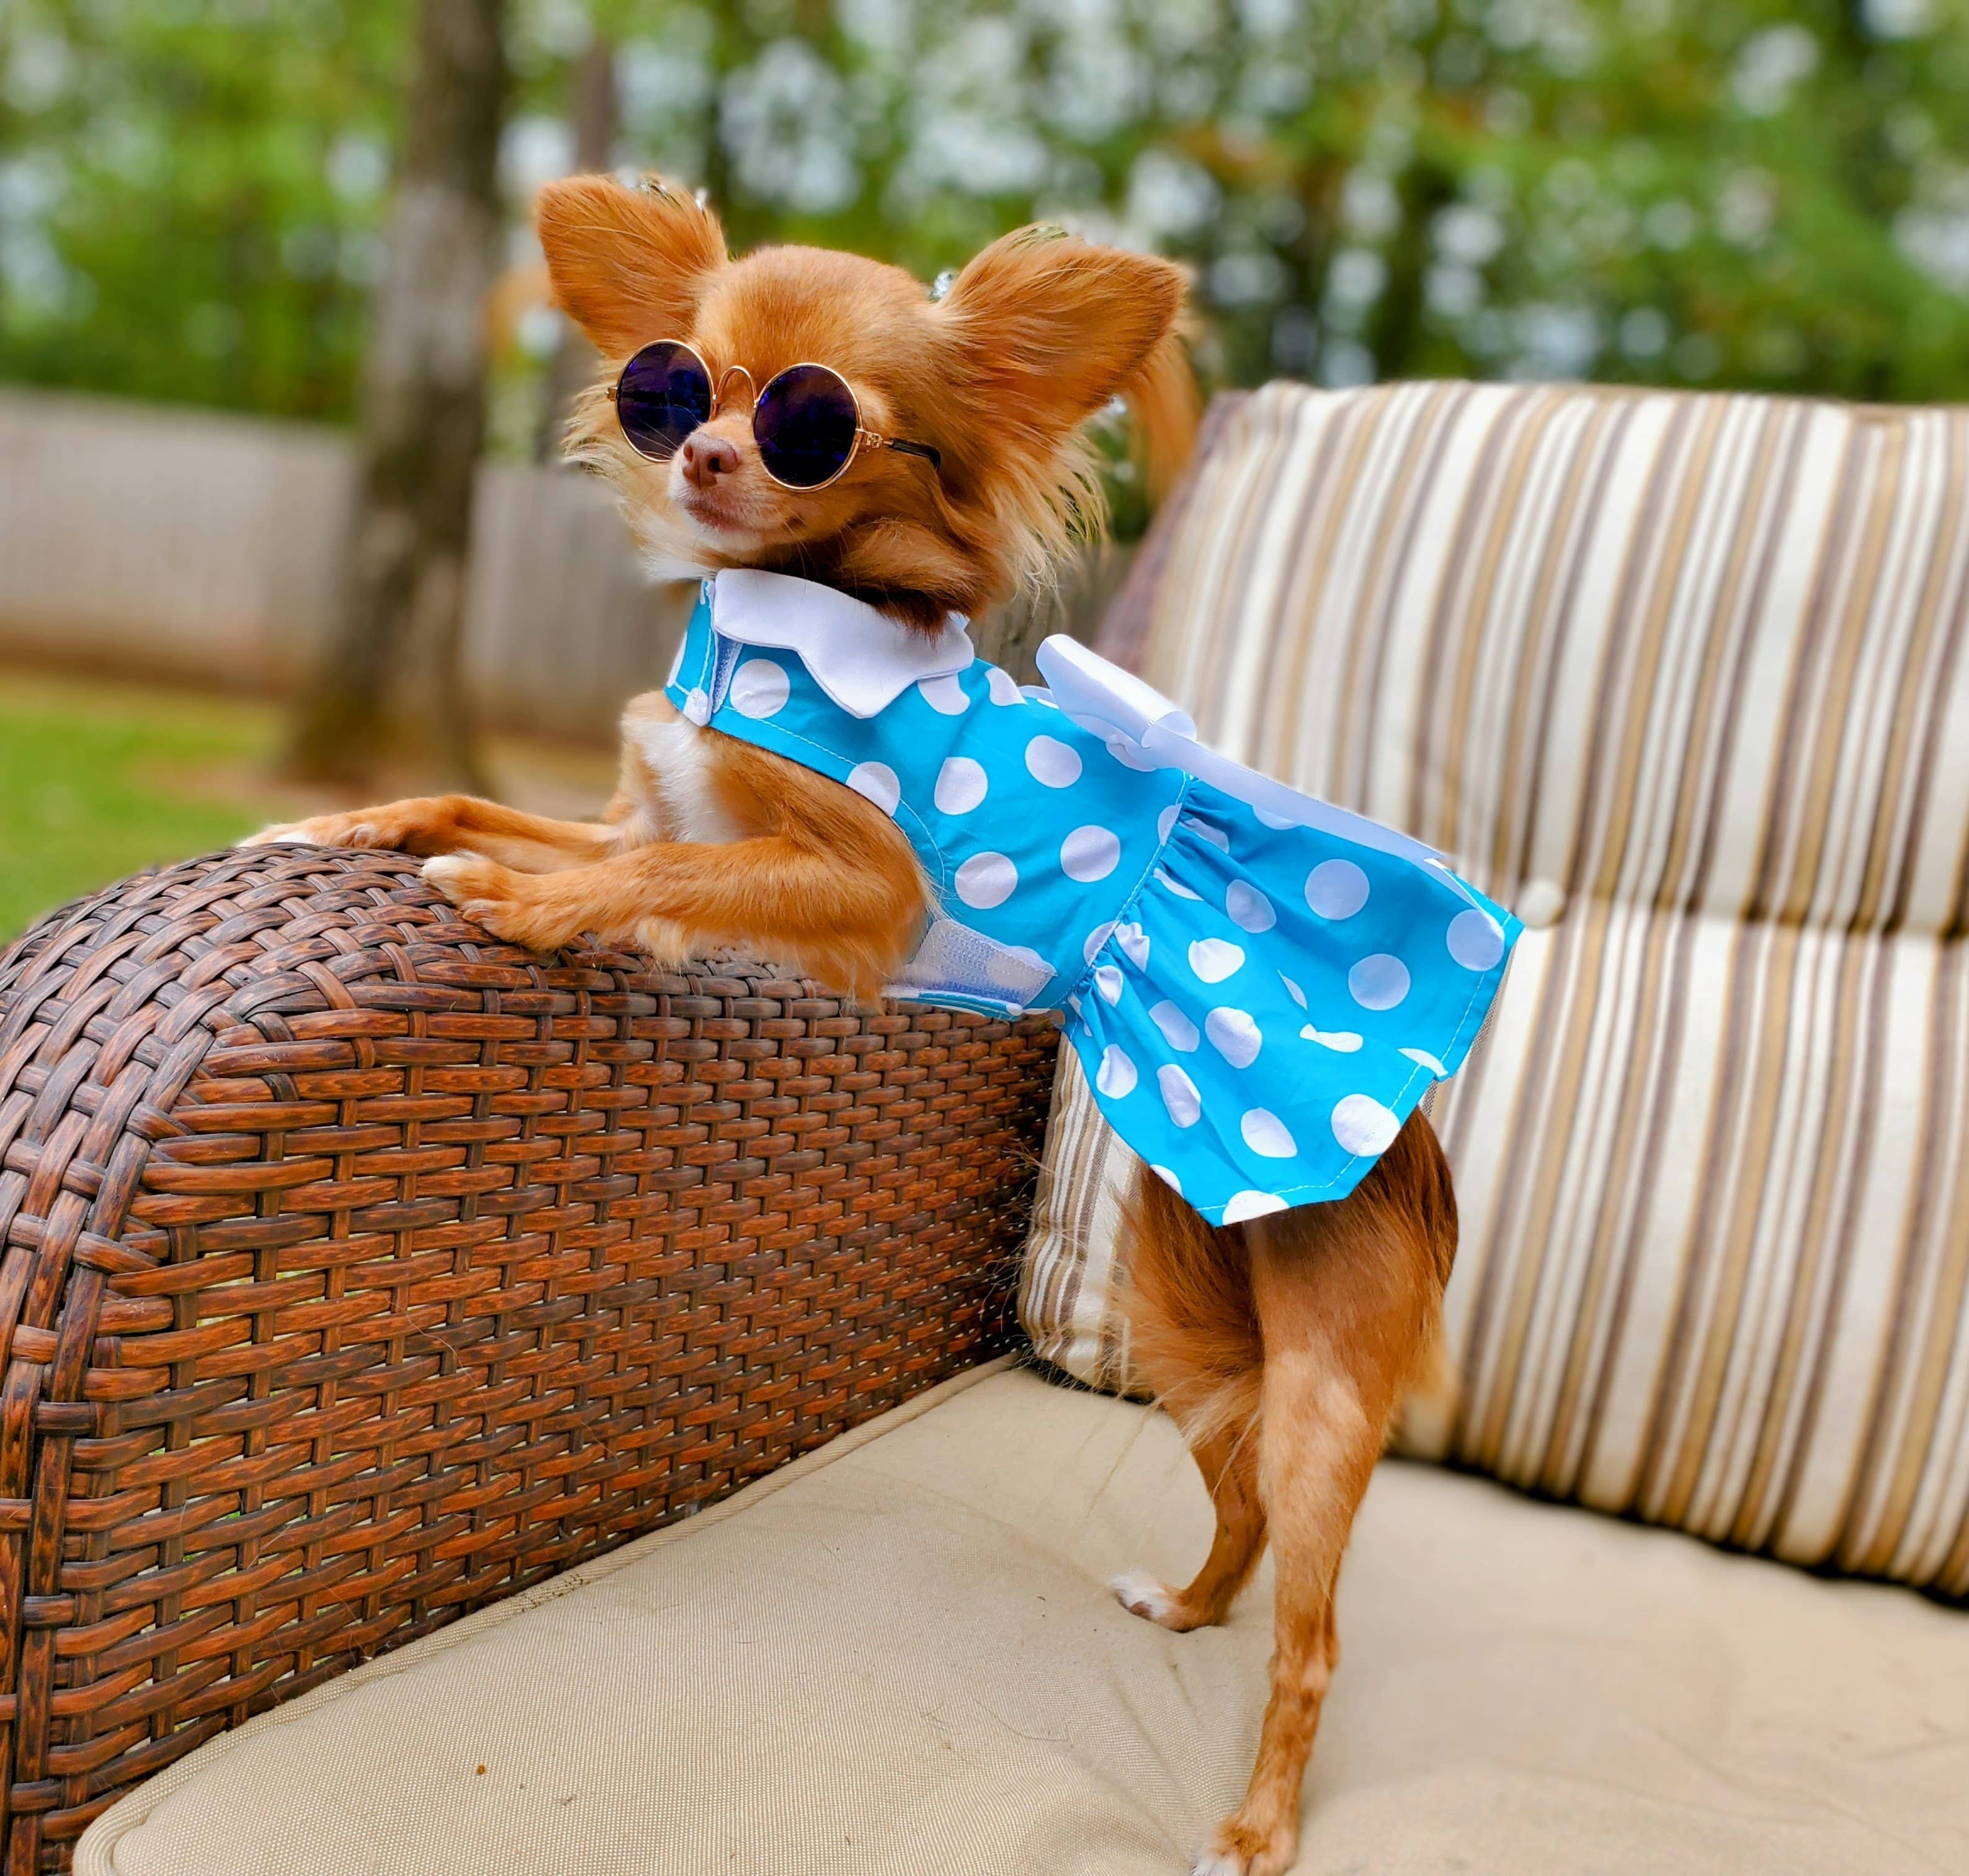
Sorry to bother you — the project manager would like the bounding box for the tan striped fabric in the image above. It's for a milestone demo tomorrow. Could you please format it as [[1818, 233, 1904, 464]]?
[[1020, 380, 1969, 1594]]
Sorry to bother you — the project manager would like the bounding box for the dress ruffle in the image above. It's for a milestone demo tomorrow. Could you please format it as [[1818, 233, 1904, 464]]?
[[1040, 640, 1519, 1226]]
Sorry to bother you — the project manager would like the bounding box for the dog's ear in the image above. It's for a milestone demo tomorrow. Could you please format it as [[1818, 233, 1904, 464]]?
[[537, 174, 726, 357], [934, 226, 1190, 450]]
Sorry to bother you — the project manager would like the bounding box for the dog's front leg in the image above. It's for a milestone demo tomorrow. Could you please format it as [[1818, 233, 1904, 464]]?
[[247, 794, 623, 873], [422, 825, 926, 996]]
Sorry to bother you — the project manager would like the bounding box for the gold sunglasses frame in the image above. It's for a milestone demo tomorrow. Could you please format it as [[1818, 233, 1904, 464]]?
[[607, 341, 942, 492]]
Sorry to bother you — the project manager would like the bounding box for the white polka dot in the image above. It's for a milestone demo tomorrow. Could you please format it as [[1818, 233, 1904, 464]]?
[[1306, 858, 1370, 919], [1205, 1007, 1262, 1069], [1158, 1065, 1202, 1128], [1155, 868, 1202, 901], [1096, 1044, 1138, 1097], [1226, 881, 1276, 933], [1094, 964, 1125, 1004], [1302, 1026, 1364, 1052], [1400, 1047, 1449, 1077], [1223, 1189, 1288, 1223], [1158, 804, 1180, 842], [1083, 921, 1116, 965], [1025, 735, 1083, 788], [1104, 733, 1156, 772], [986, 666, 1023, 706], [1349, 953, 1410, 1010], [1115, 922, 1150, 969], [1187, 938, 1245, 984], [1447, 908, 1506, 970], [730, 658, 790, 718], [1252, 805, 1300, 830], [1148, 1001, 1200, 1052], [918, 673, 970, 715], [682, 687, 712, 725], [1240, 1109, 1297, 1158], [1061, 825, 1121, 882], [844, 762, 900, 815], [934, 756, 988, 814], [1150, 1164, 1182, 1195], [1332, 1093, 1401, 1157], [955, 852, 1017, 909], [1278, 971, 1306, 1008], [1181, 815, 1231, 852]]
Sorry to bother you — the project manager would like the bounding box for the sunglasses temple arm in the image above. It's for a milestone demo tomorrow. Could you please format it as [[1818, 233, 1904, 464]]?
[[884, 437, 942, 470]]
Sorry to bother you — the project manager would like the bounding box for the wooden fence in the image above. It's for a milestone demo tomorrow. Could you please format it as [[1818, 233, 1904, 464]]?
[[0, 388, 1123, 744], [0, 388, 690, 743]]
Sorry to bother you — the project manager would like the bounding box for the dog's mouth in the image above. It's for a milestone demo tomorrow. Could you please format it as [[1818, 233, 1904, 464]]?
[[667, 464, 775, 543], [676, 489, 751, 534]]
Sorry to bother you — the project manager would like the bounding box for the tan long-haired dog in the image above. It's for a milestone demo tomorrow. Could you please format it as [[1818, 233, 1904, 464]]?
[[254, 176, 1456, 1876]]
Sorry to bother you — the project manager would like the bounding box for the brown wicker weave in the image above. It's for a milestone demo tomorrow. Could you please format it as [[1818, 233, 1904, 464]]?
[[0, 846, 1056, 1870]]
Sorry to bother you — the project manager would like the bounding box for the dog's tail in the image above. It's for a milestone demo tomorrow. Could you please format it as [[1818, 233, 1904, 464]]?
[[1123, 313, 1202, 501]]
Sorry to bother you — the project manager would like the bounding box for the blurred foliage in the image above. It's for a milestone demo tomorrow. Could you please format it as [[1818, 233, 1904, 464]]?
[[5, 0, 1969, 433], [0, 1, 407, 418]]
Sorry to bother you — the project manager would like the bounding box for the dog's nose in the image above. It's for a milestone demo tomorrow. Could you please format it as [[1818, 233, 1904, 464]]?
[[679, 431, 739, 489]]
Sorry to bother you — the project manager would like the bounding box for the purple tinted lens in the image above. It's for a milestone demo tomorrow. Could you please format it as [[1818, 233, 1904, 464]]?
[[754, 364, 859, 488], [616, 341, 712, 459]]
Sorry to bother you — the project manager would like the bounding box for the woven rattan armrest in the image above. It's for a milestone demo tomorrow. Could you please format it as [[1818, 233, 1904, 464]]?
[[0, 847, 1055, 1869]]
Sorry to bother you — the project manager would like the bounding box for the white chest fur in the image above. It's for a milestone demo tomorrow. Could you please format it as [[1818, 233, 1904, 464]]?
[[632, 707, 747, 846]]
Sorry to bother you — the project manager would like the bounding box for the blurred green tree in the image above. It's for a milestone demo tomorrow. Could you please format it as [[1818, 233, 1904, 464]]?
[[0, 0, 406, 419], [5, 0, 1968, 430]]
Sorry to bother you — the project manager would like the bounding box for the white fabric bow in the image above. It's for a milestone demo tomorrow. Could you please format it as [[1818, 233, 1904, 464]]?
[[1035, 635, 1456, 875]]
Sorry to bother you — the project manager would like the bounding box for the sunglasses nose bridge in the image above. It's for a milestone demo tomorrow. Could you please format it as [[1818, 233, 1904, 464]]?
[[711, 364, 757, 418]]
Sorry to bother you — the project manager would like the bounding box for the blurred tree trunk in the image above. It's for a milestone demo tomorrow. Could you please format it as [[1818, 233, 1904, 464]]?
[[285, 0, 509, 792], [536, 35, 617, 463]]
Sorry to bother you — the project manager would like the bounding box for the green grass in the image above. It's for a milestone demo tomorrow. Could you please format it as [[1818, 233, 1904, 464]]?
[[1, 671, 280, 944]]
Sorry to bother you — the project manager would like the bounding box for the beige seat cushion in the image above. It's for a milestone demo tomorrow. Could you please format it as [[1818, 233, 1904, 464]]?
[[81, 1364, 1966, 1876], [1022, 381, 1969, 1593]]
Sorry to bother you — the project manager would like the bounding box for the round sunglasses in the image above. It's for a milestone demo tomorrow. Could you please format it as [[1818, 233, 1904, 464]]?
[[608, 339, 942, 492]]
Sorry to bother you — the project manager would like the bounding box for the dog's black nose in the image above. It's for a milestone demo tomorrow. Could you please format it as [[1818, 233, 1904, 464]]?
[[679, 431, 740, 489]]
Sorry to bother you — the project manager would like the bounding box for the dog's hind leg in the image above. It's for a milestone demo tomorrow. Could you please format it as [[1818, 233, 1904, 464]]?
[[1196, 1116, 1454, 1876], [1194, 1336, 1380, 1876], [1112, 1168, 1269, 1633], [1112, 1409, 1266, 1633]]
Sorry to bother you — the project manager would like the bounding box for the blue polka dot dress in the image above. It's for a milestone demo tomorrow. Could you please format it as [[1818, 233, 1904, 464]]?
[[667, 571, 1522, 1226]]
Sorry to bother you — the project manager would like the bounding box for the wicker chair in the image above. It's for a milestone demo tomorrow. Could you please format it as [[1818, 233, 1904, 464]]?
[[0, 404, 1228, 1870], [0, 839, 1060, 1870]]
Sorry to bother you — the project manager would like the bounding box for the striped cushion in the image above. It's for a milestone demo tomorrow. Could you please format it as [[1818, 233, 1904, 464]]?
[[1021, 381, 1969, 1594]]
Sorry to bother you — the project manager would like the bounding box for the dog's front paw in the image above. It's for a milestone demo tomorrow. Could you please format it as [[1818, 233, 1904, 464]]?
[[422, 854, 581, 952], [1110, 1570, 1207, 1633], [242, 805, 435, 852], [243, 811, 385, 850]]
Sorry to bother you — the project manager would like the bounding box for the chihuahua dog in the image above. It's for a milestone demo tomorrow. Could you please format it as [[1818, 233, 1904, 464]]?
[[253, 174, 1455, 1876]]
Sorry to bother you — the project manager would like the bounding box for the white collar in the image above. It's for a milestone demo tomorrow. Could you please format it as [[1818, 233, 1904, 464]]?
[[709, 570, 974, 718]]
